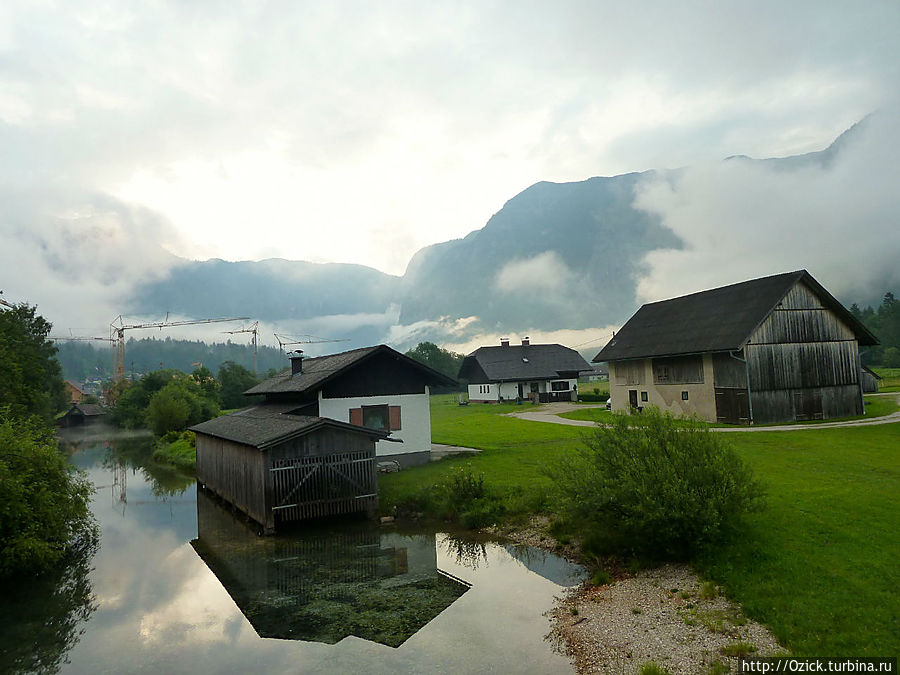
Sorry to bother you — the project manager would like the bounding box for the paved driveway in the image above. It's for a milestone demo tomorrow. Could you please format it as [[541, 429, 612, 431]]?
[[504, 396, 900, 432]]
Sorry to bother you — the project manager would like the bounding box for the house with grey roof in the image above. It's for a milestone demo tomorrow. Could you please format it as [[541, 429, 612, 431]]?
[[242, 344, 456, 467], [458, 338, 592, 403], [594, 270, 878, 424]]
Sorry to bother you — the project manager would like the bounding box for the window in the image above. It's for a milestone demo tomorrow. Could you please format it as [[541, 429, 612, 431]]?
[[652, 356, 704, 384], [615, 361, 644, 385], [350, 405, 401, 431], [682, 391, 689, 401], [551, 381, 569, 392], [640, 391, 648, 402], [362, 404, 389, 430]]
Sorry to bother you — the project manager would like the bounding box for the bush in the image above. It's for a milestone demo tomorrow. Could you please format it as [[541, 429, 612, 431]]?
[[550, 408, 764, 559], [0, 408, 96, 577]]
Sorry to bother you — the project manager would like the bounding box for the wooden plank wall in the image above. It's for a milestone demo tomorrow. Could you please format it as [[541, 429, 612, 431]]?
[[744, 281, 862, 423], [196, 435, 268, 527]]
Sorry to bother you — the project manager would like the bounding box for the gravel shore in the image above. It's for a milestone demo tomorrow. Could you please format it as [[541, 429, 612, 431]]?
[[548, 564, 785, 674]]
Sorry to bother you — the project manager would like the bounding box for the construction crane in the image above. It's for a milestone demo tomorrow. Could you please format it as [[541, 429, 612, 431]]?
[[222, 321, 259, 376], [273, 333, 350, 354], [109, 314, 249, 381]]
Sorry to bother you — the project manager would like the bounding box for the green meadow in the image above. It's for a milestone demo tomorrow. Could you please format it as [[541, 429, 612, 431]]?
[[379, 394, 900, 657]]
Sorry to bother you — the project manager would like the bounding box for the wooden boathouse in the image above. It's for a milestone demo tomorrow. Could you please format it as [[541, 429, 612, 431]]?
[[191, 403, 388, 534], [595, 270, 879, 424]]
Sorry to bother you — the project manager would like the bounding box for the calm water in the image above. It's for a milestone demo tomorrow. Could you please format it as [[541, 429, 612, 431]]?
[[1, 426, 584, 674]]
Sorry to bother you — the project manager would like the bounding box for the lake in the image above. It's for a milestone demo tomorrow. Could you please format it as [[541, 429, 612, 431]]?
[[1, 426, 584, 674]]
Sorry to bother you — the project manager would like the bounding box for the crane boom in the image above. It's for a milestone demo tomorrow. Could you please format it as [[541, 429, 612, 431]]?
[[109, 315, 250, 381], [222, 321, 259, 376]]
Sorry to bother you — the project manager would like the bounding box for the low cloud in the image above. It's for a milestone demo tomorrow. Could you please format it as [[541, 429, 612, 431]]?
[[633, 111, 900, 307], [0, 184, 183, 332], [496, 251, 574, 294]]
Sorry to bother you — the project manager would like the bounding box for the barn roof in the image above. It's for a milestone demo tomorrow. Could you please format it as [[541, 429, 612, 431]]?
[[459, 343, 592, 383], [245, 344, 456, 396], [68, 403, 106, 416], [594, 270, 878, 362], [190, 403, 388, 450]]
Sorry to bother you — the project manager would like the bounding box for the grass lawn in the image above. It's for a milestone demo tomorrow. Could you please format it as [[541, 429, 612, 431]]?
[[381, 394, 900, 657], [873, 367, 900, 392]]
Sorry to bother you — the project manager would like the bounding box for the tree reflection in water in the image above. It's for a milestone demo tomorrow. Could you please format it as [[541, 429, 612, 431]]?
[[0, 534, 99, 675], [442, 534, 489, 569]]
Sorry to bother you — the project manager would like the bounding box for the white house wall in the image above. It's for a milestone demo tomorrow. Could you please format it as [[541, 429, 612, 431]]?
[[468, 378, 578, 403], [318, 389, 432, 462]]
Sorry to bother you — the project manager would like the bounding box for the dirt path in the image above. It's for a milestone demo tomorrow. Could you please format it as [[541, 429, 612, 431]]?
[[505, 397, 900, 432]]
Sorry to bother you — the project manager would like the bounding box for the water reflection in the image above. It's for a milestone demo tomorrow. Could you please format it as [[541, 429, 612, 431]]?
[[0, 537, 98, 675], [4, 426, 585, 674], [191, 490, 470, 647]]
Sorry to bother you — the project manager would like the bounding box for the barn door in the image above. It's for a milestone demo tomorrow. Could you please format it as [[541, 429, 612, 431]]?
[[270, 452, 377, 522], [793, 390, 824, 421], [715, 388, 750, 425]]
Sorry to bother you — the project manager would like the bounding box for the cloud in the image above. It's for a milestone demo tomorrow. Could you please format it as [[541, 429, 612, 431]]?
[[0, 184, 183, 332], [496, 252, 574, 294], [633, 110, 900, 307]]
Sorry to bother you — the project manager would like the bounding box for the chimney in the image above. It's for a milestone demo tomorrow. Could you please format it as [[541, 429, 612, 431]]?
[[521, 336, 530, 346], [289, 350, 304, 376], [500, 337, 510, 347]]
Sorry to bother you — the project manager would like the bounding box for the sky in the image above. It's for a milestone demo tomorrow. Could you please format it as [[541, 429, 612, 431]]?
[[1, 1, 898, 346]]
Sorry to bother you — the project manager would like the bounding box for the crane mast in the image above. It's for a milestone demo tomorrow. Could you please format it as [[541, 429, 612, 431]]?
[[222, 321, 259, 376]]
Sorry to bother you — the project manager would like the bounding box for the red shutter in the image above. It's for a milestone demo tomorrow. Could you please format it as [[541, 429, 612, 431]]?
[[389, 405, 401, 431], [350, 407, 363, 426]]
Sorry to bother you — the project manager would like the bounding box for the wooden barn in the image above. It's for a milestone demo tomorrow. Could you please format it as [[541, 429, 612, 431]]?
[[594, 270, 879, 424], [58, 402, 106, 427], [191, 404, 388, 534], [861, 365, 882, 393]]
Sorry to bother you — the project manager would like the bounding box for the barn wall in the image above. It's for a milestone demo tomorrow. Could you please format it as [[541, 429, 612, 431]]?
[[610, 356, 717, 421], [196, 435, 268, 527], [712, 352, 748, 388], [744, 280, 863, 423]]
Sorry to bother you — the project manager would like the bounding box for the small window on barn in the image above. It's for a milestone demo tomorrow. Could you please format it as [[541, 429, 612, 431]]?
[[640, 391, 648, 402], [551, 381, 568, 392], [362, 404, 390, 431], [682, 391, 689, 401]]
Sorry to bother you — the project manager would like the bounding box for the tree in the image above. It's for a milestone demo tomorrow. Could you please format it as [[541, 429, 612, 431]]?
[[405, 342, 464, 382], [217, 361, 260, 409], [550, 408, 764, 559], [0, 408, 96, 577], [145, 379, 220, 436], [0, 304, 67, 421]]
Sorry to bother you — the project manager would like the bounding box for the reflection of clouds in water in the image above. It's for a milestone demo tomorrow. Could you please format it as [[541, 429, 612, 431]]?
[[139, 545, 246, 647]]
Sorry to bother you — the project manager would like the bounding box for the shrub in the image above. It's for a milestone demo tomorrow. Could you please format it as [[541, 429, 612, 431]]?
[[0, 408, 96, 577], [550, 408, 764, 559]]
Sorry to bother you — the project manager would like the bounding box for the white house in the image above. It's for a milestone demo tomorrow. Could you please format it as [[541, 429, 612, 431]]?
[[458, 338, 592, 403], [244, 345, 456, 467]]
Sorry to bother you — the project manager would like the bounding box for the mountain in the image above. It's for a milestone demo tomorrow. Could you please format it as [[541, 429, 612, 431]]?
[[124, 120, 871, 350], [398, 171, 681, 332]]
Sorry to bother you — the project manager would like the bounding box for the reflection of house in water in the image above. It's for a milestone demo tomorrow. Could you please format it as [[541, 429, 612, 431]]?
[[190, 490, 470, 647]]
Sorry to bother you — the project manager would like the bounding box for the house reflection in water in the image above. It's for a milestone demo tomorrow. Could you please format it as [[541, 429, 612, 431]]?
[[190, 490, 470, 647]]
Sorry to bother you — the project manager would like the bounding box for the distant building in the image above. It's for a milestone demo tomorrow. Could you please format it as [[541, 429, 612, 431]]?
[[594, 270, 878, 424], [861, 365, 882, 393], [458, 338, 593, 403], [64, 380, 85, 403], [58, 402, 106, 427], [585, 365, 609, 382]]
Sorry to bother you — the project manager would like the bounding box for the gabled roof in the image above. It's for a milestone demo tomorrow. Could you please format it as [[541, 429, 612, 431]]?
[[69, 403, 105, 416], [594, 270, 878, 362], [245, 344, 456, 396], [861, 365, 883, 380], [459, 343, 592, 383], [190, 403, 388, 449], [65, 380, 85, 393]]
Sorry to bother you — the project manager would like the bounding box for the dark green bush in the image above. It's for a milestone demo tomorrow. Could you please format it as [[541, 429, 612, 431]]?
[[551, 408, 764, 559]]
